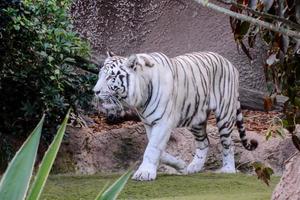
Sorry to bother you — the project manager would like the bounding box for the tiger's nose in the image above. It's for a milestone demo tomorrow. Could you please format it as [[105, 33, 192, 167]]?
[[93, 87, 100, 95]]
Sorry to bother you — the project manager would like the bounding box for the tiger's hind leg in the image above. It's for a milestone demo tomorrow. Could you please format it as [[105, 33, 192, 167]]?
[[186, 122, 209, 174], [161, 152, 186, 172], [216, 117, 236, 173], [144, 124, 186, 172]]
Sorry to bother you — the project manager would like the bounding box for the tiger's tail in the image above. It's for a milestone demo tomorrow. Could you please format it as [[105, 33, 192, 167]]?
[[236, 100, 258, 151]]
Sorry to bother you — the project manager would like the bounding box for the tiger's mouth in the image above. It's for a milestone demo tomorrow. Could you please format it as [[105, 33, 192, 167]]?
[[93, 94, 124, 115], [95, 96, 129, 123], [98, 94, 111, 101]]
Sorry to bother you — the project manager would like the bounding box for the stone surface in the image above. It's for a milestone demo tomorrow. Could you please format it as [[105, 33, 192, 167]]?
[[54, 123, 297, 175], [71, 0, 267, 91], [271, 125, 300, 200], [271, 153, 300, 200]]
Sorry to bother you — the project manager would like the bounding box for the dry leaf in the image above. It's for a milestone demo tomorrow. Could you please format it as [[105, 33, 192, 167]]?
[[264, 96, 273, 112], [252, 162, 274, 186]]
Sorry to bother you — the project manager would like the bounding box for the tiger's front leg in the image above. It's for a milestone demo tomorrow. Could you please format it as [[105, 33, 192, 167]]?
[[144, 124, 186, 172], [132, 124, 172, 181]]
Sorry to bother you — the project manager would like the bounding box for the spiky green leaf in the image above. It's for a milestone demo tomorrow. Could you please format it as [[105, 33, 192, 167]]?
[[96, 170, 133, 200], [27, 109, 70, 200], [0, 115, 44, 200]]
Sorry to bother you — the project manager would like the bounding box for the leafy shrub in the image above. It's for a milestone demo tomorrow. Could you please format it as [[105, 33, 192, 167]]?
[[0, 0, 97, 170]]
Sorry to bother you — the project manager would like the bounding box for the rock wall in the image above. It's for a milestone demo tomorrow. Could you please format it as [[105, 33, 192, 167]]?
[[53, 124, 297, 175], [71, 0, 267, 91]]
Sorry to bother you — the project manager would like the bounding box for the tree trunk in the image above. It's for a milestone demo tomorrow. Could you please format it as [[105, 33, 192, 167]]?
[[239, 87, 287, 111], [272, 125, 300, 200]]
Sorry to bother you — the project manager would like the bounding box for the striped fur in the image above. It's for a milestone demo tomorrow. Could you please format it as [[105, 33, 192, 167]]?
[[93, 51, 258, 180]]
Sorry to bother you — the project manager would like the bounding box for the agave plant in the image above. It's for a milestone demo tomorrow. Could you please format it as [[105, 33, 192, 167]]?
[[0, 109, 131, 200]]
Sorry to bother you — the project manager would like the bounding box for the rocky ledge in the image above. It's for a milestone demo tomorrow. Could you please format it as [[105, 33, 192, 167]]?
[[53, 119, 297, 176]]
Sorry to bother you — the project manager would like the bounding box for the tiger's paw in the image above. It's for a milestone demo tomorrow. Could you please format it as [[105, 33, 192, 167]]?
[[217, 151, 236, 173], [176, 159, 187, 173], [215, 166, 236, 173], [186, 161, 204, 174], [186, 148, 208, 174], [132, 164, 157, 181]]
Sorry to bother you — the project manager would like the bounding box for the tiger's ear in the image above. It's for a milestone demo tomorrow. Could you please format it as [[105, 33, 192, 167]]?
[[141, 55, 154, 68], [125, 54, 154, 71], [125, 54, 138, 70], [106, 51, 116, 57]]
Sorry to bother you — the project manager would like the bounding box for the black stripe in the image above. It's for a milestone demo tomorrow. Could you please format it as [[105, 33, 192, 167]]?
[[146, 98, 161, 118], [150, 100, 170, 125], [221, 140, 230, 149], [236, 120, 243, 128], [160, 53, 175, 78], [195, 137, 208, 142], [142, 81, 153, 113]]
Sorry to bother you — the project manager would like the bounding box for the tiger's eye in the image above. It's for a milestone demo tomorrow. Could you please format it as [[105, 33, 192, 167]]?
[[106, 76, 112, 81]]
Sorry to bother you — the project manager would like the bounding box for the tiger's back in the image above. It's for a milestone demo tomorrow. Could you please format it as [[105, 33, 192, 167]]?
[[142, 52, 240, 130]]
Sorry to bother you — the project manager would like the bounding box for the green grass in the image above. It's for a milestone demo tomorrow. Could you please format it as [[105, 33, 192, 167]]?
[[41, 173, 280, 200]]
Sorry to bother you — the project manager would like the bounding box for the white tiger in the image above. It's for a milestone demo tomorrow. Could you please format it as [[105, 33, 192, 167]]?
[[93, 51, 258, 181]]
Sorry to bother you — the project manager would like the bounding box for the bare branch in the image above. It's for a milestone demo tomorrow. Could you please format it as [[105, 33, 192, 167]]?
[[218, 0, 300, 31], [194, 0, 300, 39], [71, 56, 99, 74]]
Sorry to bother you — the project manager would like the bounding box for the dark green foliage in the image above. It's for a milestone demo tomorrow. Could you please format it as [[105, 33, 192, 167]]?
[[0, 0, 97, 170], [230, 0, 300, 134]]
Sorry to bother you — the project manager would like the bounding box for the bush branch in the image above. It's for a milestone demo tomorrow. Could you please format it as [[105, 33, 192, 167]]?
[[194, 0, 300, 39], [218, 0, 300, 30], [72, 56, 99, 74]]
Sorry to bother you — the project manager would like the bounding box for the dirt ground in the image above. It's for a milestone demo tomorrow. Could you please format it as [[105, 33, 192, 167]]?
[[89, 110, 282, 135]]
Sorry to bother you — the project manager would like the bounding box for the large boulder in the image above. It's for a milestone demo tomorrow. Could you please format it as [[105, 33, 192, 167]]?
[[271, 125, 300, 200], [54, 123, 297, 175]]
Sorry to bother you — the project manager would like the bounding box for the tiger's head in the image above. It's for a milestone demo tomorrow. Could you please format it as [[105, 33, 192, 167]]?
[[93, 51, 128, 102], [93, 51, 155, 117]]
